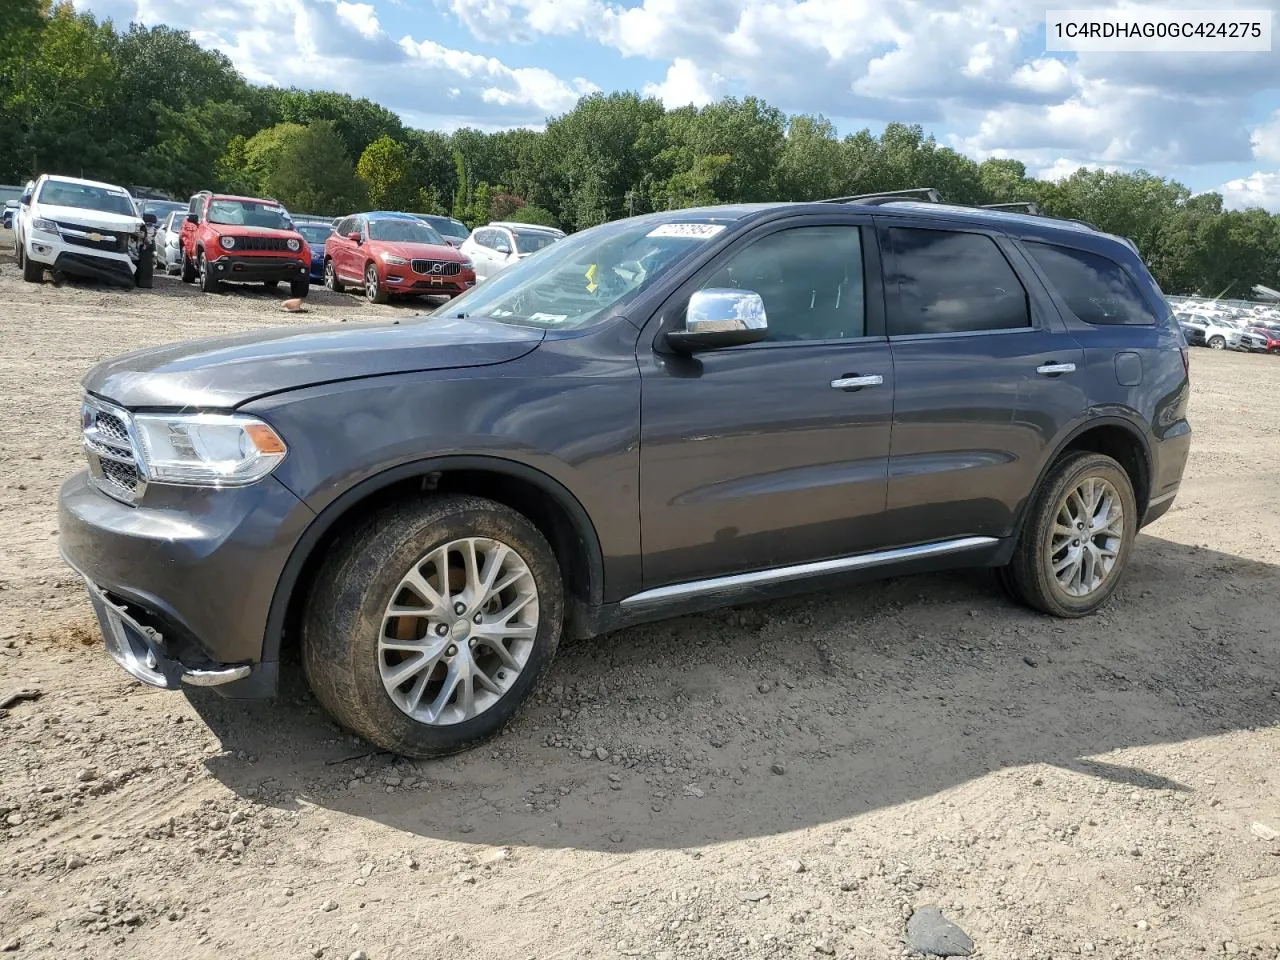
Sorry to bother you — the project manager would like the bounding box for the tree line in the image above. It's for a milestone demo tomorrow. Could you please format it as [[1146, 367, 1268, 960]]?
[[2, 1, 1277, 297]]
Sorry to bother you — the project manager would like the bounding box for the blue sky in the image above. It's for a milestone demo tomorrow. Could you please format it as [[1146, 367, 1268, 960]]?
[[75, 0, 1280, 209]]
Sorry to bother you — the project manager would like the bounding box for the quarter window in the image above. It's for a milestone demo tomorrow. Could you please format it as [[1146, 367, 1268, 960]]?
[[698, 225, 866, 342], [888, 228, 1030, 336], [1024, 241, 1157, 326]]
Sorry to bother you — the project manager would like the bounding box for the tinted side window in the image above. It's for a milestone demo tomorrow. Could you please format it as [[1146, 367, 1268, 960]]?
[[333, 217, 350, 236], [474, 229, 492, 249], [187, 196, 200, 218], [699, 225, 866, 342], [888, 228, 1030, 336], [1024, 241, 1157, 326]]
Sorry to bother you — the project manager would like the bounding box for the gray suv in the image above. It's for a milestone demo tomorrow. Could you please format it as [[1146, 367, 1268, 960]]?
[[59, 193, 1192, 758]]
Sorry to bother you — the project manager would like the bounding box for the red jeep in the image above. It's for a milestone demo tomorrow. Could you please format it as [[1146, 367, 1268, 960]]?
[[179, 192, 310, 296]]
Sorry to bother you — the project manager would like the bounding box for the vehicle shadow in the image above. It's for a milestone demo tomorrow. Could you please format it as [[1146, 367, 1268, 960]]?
[[189, 533, 1280, 853]]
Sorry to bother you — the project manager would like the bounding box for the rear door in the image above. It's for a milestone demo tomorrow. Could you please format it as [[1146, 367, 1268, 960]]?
[[638, 215, 896, 588], [471, 229, 498, 280], [179, 195, 200, 258], [880, 220, 1087, 545]]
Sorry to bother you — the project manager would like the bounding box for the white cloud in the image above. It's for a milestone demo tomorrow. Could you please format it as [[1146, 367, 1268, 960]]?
[[642, 59, 723, 108], [1252, 111, 1280, 163], [1034, 157, 1123, 181], [335, 1, 379, 37], [1219, 172, 1280, 213]]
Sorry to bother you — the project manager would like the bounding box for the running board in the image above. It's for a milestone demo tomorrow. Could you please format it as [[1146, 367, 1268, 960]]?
[[620, 536, 999, 606]]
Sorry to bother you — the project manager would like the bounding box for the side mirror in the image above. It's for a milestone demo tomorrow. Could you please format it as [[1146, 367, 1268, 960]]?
[[495, 242, 511, 255], [186, 213, 198, 224], [142, 213, 157, 225], [666, 288, 769, 353], [348, 231, 361, 243], [20, 193, 31, 205]]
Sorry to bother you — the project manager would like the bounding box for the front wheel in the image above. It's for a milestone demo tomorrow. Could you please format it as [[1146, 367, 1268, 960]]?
[[1269, 347, 1280, 355], [324, 258, 344, 293], [1001, 451, 1137, 618], [180, 251, 197, 283], [198, 251, 219, 293], [302, 495, 564, 758], [1208, 336, 1225, 350], [22, 249, 42, 283], [135, 248, 154, 288], [364, 263, 388, 304], [289, 278, 309, 299]]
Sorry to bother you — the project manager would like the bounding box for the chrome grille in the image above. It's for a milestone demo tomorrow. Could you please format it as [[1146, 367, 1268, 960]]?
[[82, 398, 144, 504], [411, 259, 461, 276]]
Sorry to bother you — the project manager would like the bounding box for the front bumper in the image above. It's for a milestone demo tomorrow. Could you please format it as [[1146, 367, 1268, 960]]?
[[58, 470, 315, 697], [382, 270, 476, 296], [208, 254, 309, 284], [53, 252, 136, 287]]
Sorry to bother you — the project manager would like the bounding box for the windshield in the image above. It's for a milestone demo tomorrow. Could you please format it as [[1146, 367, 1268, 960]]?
[[37, 181, 136, 217], [368, 218, 444, 244], [440, 217, 733, 330], [423, 216, 469, 240], [296, 223, 333, 245], [208, 199, 292, 229], [142, 200, 185, 220], [512, 230, 561, 254]]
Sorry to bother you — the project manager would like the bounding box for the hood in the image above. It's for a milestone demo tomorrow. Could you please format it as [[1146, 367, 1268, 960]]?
[[373, 240, 467, 261], [83, 315, 545, 410], [37, 204, 140, 231]]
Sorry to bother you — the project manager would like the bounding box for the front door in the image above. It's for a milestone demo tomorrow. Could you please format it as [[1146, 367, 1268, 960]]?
[[879, 222, 1087, 545], [638, 218, 896, 589]]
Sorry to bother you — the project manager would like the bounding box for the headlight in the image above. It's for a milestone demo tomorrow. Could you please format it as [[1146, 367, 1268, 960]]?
[[287, 238, 301, 252], [460, 258, 473, 269], [31, 217, 59, 234], [380, 252, 408, 265], [132, 413, 287, 486], [220, 236, 236, 250]]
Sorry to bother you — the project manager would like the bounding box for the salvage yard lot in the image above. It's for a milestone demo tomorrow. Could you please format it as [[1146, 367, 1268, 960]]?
[[1, 229, 1279, 960]]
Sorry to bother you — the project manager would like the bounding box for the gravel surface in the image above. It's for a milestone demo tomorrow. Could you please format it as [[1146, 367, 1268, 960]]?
[[1, 229, 1279, 959]]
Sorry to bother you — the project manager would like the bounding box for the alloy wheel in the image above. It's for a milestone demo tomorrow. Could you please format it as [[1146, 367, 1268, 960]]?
[[365, 266, 379, 302], [378, 537, 539, 726], [1048, 476, 1124, 598]]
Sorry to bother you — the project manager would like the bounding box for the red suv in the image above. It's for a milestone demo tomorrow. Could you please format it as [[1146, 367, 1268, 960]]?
[[180, 192, 311, 296], [324, 211, 475, 303], [1249, 324, 1280, 354]]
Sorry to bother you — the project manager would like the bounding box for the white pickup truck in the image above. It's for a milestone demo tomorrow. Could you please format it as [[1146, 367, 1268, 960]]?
[[14, 174, 156, 288]]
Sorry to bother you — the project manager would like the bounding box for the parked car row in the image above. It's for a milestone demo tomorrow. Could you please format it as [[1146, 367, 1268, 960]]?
[[1174, 309, 1280, 354], [10, 171, 570, 303]]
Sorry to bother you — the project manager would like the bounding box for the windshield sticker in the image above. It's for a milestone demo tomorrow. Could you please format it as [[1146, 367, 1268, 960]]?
[[528, 312, 569, 324], [646, 223, 727, 239], [584, 263, 599, 293]]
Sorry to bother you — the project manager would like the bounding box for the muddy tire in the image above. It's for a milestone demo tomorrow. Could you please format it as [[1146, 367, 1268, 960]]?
[[22, 251, 42, 283], [198, 250, 219, 293], [302, 495, 563, 758], [1001, 451, 1137, 618]]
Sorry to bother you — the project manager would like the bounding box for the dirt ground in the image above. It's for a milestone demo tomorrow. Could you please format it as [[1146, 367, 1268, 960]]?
[[1, 228, 1279, 960]]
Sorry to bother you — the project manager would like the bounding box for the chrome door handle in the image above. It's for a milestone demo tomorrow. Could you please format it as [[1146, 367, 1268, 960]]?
[[830, 374, 884, 390], [1036, 362, 1076, 376]]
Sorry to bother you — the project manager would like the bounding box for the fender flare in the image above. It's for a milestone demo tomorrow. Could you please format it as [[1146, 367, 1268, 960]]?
[[1014, 413, 1153, 538], [259, 454, 606, 665]]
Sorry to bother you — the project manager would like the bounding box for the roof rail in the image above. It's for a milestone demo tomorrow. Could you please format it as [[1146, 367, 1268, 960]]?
[[819, 187, 943, 205], [981, 201, 1042, 215]]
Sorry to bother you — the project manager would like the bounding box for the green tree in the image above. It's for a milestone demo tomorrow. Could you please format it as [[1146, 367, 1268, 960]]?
[[356, 135, 413, 209], [269, 89, 405, 164], [243, 121, 365, 215], [777, 114, 842, 200], [144, 99, 250, 196], [507, 204, 559, 228]]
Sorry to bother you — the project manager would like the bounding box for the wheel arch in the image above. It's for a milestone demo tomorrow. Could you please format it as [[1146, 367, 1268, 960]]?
[[1017, 415, 1153, 538], [262, 454, 606, 668]]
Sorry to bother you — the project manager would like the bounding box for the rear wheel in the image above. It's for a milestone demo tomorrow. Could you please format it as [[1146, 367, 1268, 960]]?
[[1001, 451, 1137, 618], [301, 495, 563, 758], [263, 280, 279, 290], [1209, 336, 1225, 350], [364, 263, 388, 304], [198, 250, 219, 293]]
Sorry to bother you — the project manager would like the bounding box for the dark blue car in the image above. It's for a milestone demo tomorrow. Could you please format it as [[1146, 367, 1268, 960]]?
[[293, 220, 335, 282]]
